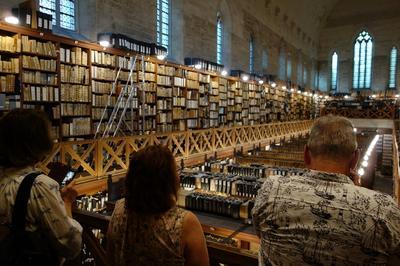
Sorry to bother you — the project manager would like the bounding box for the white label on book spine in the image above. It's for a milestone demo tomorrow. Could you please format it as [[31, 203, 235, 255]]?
[[26, 14, 31, 25]]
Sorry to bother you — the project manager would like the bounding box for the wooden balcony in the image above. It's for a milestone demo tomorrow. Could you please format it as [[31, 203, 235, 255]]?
[[38, 120, 313, 195]]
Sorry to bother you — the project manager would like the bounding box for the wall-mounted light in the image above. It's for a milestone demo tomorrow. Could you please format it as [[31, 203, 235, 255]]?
[[371, 94, 377, 98], [282, 86, 287, 90], [353, 128, 357, 133], [290, 88, 295, 92], [358, 168, 365, 176], [195, 64, 202, 70], [362, 161, 368, 167], [99, 40, 110, 47], [157, 54, 166, 60], [258, 80, 264, 85], [271, 82, 277, 88], [242, 75, 249, 82], [297, 90, 301, 93], [344, 95, 349, 99], [221, 70, 228, 76], [5, 16, 19, 25], [98, 33, 112, 48]]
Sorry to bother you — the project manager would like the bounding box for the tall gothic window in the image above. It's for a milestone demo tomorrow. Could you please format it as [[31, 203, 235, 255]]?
[[39, 0, 76, 30], [279, 49, 286, 80], [331, 52, 338, 91], [353, 31, 373, 89], [286, 54, 292, 79], [249, 36, 254, 73], [216, 14, 223, 64], [389, 47, 398, 89], [157, 0, 170, 52]]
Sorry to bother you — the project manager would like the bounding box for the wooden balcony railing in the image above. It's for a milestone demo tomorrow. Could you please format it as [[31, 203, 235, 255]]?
[[38, 120, 313, 185], [321, 101, 396, 119]]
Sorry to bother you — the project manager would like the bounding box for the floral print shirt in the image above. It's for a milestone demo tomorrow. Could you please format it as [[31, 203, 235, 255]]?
[[252, 169, 400, 265], [0, 166, 82, 258]]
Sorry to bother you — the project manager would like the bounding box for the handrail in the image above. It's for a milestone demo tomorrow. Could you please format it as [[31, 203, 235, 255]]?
[[38, 120, 313, 182]]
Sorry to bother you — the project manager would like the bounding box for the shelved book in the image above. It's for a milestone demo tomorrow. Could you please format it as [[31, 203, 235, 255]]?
[[21, 36, 56, 57], [0, 36, 20, 53], [0, 56, 19, 73], [23, 85, 59, 102]]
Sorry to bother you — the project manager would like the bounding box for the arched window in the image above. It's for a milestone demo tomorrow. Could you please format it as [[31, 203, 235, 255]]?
[[157, 0, 170, 52], [353, 31, 373, 89], [249, 36, 254, 73], [262, 49, 268, 71], [303, 65, 308, 86], [297, 56, 303, 85], [286, 54, 292, 79], [389, 47, 398, 89], [331, 52, 338, 91], [216, 14, 223, 65], [279, 48, 286, 80], [39, 0, 76, 30]]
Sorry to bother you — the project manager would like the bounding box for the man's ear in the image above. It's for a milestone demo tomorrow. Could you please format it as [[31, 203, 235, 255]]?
[[304, 145, 312, 166], [350, 148, 360, 171]]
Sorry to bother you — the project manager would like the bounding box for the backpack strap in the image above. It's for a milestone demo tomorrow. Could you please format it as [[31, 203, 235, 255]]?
[[11, 172, 42, 231]]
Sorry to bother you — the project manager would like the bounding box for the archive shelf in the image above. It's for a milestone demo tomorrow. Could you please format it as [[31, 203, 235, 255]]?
[[0, 22, 325, 141]]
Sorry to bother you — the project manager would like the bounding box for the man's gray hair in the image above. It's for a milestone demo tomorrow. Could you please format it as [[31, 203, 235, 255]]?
[[307, 115, 357, 159]]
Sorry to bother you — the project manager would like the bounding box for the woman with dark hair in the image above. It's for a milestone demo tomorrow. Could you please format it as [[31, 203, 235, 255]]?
[[107, 145, 209, 266], [0, 109, 82, 263]]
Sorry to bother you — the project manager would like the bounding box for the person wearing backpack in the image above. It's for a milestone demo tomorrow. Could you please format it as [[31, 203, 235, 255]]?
[[0, 109, 82, 265]]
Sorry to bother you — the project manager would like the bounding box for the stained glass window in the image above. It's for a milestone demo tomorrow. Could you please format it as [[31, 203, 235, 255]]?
[[157, 0, 170, 52], [60, 0, 75, 30], [39, 0, 75, 30], [331, 52, 338, 91], [286, 54, 292, 79], [389, 47, 397, 89], [353, 31, 373, 89], [279, 49, 286, 80], [262, 49, 268, 70], [303, 66, 308, 85], [249, 36, 254, 73], [216, 14, 223, 65], [39, 0, 57, 25], [297, 58, 303, 85]]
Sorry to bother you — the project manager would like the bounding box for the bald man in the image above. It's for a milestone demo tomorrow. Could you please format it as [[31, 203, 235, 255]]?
[[253, 115, 400, 265]]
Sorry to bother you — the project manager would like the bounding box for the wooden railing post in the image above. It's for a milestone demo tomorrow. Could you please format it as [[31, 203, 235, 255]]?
[[211, 128, 216, 152], [185, 131, 190, 158], [95, 140, 103, 178]]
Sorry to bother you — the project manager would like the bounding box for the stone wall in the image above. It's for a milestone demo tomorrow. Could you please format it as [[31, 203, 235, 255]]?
[[318, 0, 400, 92], [76, 0, 317, 88], [3, 0, 398, 92]]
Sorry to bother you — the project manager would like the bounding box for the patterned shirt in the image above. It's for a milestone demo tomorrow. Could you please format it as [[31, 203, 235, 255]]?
[[107, 199, 188, 266], [0, 166, 82, 258], [252, 169, 400, 265]]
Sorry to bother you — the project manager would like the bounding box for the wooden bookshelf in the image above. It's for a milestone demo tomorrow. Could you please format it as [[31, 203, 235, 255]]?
[[0, 22, 324, 141]]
